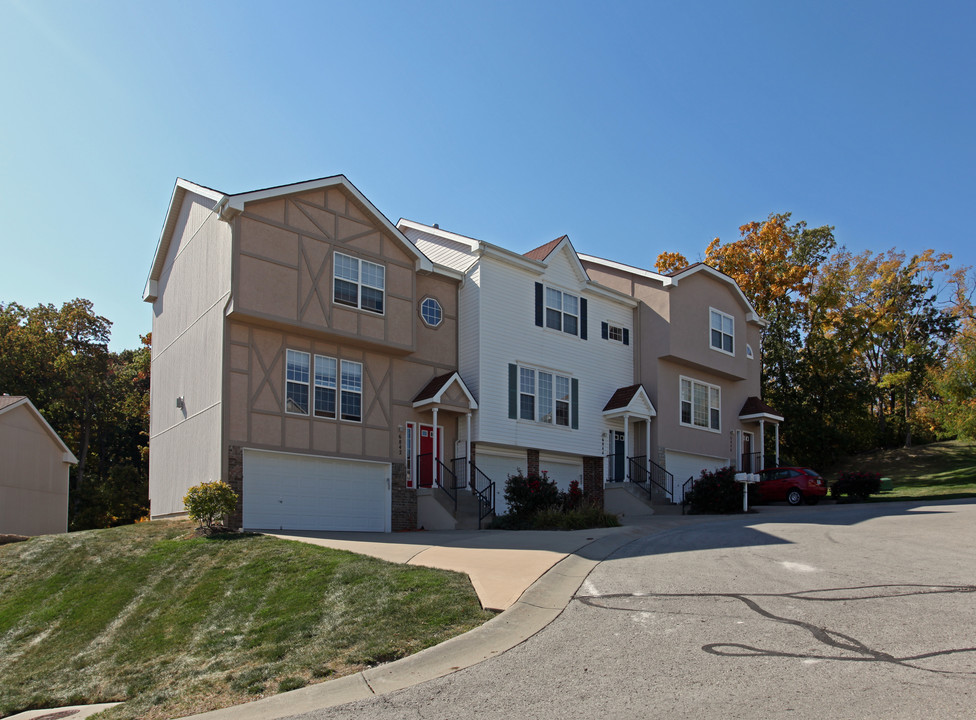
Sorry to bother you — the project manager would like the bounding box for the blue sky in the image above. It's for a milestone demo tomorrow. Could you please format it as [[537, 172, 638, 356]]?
[[2, 0, 973, 350]]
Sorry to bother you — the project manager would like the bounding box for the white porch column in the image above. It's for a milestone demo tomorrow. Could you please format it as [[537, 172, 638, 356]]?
[[432, 407, 439, 488], [623, 414, 630, 479], [466, 412, 472, 489], [759, 419, 765, 470], [775, 423, 780, 466], [645, 418, 651, 464]]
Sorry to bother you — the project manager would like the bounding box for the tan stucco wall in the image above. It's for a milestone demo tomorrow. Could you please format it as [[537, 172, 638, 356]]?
[[149, 191, 231, 517], [230, 187, 419, 352], [0, 405, 69, 535]]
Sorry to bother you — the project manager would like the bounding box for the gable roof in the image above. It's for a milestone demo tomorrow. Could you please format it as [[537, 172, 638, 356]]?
[[602, 384, 656, 418], [738, 396, 784, 422], [412, 372, 478, 410], [524, 236, 566, 261], [0, 396, 78, 463], [145, 175, 435, 302]]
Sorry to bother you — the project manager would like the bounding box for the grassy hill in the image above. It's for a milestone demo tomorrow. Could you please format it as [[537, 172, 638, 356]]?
[[0, 520, 493, 720], [834, 439, 976, 501]]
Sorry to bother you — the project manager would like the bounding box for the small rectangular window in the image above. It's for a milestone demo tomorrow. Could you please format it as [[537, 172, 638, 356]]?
[[519, 367, 536, 420], [710, 309, 734, 354], [544, 287, 579, 336]]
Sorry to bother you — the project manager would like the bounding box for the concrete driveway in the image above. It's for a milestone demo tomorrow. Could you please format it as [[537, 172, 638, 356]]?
[[285, 500, 976, 720]]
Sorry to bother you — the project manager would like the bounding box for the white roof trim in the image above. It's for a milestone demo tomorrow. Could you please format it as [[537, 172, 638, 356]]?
[[412, 372, 479, 410], [602, 385, 657, 419], [397, 219, 482, 250], [739, 411, 784, 423], [223, 175, 433, 273], [668, 264, 767, 327], [578, 253, 674, 285], [0, 397, 78, 463]]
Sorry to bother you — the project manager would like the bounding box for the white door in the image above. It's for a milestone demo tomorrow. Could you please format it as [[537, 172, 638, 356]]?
[[243, 449, 391, 532], [666, 450, 728, 503]]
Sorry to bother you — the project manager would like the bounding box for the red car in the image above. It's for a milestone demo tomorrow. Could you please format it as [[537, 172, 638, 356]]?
[[756, 467, 827, 505]]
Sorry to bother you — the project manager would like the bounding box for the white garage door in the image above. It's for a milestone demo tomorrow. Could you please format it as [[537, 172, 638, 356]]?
[[539, 454, 583, 493], [666, 450, 729, 503], [243, 450, 391, 532], [475, 449, 524, 515]]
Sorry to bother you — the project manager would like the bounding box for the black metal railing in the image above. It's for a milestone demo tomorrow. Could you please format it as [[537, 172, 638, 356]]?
[[740, 451, 763, 473], [627, 455, 674, 501], [604, 453, 627, 482], [471, 465, 495, 529], [680, 475, 696, 514], [452, 456, 469, 490], [434, 458, 458, 513]]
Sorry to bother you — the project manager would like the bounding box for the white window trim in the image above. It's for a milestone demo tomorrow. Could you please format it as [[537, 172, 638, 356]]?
[[518, 363, 573, 428], [285, 349, 362, 423], [709, 307, 734, 356], [679, 375, 721, 433], [545, 286, 580, 337], [746, 343, 754, 359], [420, 296, 443, 327], [333, 251, 386, 316], [608, 324, 624, 343]]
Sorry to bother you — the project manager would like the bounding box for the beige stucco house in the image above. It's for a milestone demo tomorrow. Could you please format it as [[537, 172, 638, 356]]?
[[144, 176, 475, 532], [0, 395, 77, 536]]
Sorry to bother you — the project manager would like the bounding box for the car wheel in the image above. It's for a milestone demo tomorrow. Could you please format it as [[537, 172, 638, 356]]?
[[787, 488, 803, 506]]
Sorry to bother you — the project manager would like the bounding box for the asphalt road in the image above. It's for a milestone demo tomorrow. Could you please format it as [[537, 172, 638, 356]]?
[[290, 500, 976, 720]]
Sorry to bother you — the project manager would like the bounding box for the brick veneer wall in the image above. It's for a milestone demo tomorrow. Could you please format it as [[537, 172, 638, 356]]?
[[583, 455, 604, 508], [391, 461, 416, 531], [527, 448, 540, 477], [227, 445, 244, 529]]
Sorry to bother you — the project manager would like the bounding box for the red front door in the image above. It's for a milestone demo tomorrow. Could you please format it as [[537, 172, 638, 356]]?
[[418, 425, 440, 488]]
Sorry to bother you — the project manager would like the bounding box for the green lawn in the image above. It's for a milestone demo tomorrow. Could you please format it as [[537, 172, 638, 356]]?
[[833, 439, 976, 501], [0, 520, 494, 720]]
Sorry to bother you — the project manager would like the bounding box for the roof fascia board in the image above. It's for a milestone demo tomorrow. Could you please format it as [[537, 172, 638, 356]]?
[[550, 237, 592, 285], [412, 372, 479, 410], [0, 397, 78, 462], [397, 219, 482, 250], [739, 411, 784, 422], [578, 253, 674, 286], [480, 243, 545, 274], [224, 176, 433, 273]]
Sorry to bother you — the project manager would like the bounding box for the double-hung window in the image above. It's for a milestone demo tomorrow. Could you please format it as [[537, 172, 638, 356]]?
[[680, 377, 721, 432], [546, 288, 579, 336], [710, 309, 734, 354], [286, 350, 361, 422], [313, 355, 337, 418], [334, 252, 385, 314], [340, 360, 363, 422], [518, 366, 572, 427], [286, 350, 310, 415]]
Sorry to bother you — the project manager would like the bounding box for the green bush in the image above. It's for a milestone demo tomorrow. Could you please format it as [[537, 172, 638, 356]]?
[[683, 466, 756, 514], [183, 481, 239, 528], [831, 471, 881, 501], [503, 471, 561, 517]]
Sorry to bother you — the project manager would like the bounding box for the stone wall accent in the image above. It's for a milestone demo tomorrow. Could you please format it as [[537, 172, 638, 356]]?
[[527, 448, 540, 477], [583, 456, 604, 508], [391, 461, 416, 530], [227, 445, 244, 529]]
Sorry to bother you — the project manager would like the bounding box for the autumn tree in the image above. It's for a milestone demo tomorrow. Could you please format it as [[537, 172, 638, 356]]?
[[654, 251, 689, 274]]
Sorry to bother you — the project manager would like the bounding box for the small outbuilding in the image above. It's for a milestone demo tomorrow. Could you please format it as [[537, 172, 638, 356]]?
[[0, 395, 77, 536]]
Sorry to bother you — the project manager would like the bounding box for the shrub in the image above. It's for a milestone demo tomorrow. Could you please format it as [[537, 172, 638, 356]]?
[[683, 466, 756, 514], [563, 479, 584, 511], [503, 471, 561, 518], [831, 471, 882, 501], [183, 481, 239, 528]]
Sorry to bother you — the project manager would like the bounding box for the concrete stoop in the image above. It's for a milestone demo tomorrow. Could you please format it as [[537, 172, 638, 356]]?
[[417, 487, 492, 530], [604, 483, 678, 523]]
